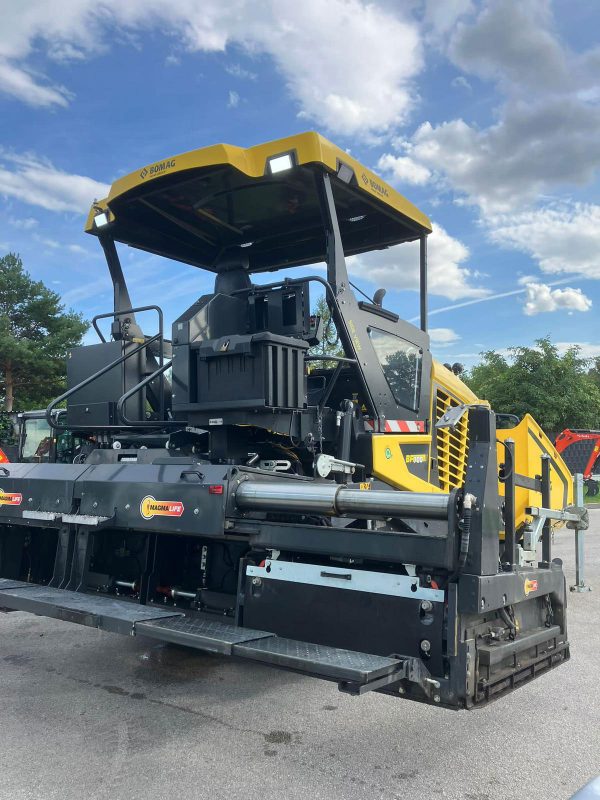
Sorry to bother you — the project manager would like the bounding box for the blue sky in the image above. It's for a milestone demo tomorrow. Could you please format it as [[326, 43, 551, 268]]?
[[0, 0, 598, 366]]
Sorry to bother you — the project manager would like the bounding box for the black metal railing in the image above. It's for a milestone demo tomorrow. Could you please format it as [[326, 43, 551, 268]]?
[[46, 305, 179, 431]]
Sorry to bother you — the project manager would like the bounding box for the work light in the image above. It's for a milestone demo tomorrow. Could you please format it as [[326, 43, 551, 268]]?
[[268, 153, 294, 174], [94, 211, 109, 228]]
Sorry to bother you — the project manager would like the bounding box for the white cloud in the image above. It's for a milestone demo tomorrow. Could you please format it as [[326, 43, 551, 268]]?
[[0, 0, 423, 138], [429, 327, 460, 345], [8, 216, 38, 229], [61, 276, 111, 306], [423, 0, 474, 38], [488, 204, 600, 279], [0, 151, 109, 214], [523, 282, 592, 316], [67, 243, 89, 255], [407, 100, 600, 214], [377, 153, 431, 186], [555, 342, 600, 360], [451, 75, 472, 92], [398, 1, 600, 213], [225, 63, 257, 80], [347, 222, 488, 300], [0, 58, 71, 108], [448, 0, 569, 91], [227, 90, 240, 109]]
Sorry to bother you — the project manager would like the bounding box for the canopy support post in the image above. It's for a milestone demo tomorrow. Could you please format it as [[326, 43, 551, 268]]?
[[420, 234, 428, 333]]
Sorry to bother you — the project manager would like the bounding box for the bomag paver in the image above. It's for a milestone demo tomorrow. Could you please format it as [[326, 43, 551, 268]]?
[[0, 132, 577, 708]]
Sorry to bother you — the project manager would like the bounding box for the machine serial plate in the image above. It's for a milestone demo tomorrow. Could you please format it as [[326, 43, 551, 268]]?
[[246, 560, 444, 602]]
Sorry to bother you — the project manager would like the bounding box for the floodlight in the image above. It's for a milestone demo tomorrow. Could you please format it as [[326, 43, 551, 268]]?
[[94, 211, 109, 228], [268, 153, 294, 174]]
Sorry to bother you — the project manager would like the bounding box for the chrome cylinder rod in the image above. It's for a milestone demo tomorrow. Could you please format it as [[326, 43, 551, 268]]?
[[235, 481, 450, 520]]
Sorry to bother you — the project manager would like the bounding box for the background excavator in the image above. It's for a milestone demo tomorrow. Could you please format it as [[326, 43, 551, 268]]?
[[555, 429, 600, 496]]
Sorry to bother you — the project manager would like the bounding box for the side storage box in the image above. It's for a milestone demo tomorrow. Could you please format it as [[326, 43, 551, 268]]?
[[189, 332, 308, 411], [66, 341, 144, 427]]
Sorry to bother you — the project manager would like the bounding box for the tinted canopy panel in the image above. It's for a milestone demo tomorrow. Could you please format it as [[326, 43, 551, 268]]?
[[87, 132, 431, 273]]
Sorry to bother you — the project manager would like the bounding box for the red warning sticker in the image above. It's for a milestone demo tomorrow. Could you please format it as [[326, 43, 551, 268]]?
[[524, 578, 539, 596]]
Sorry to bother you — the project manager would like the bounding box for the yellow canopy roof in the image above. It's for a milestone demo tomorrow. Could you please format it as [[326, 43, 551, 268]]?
[[86, 131, 432, 273]]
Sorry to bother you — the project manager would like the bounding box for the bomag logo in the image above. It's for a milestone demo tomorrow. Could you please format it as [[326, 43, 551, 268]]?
[[140, 496, 184, 521], [360, 171, 389, 198], [406, 454, 427, 464], [524, 578, 539, 596], [0, 489, 22, 507], [140, 159, 176, 180]]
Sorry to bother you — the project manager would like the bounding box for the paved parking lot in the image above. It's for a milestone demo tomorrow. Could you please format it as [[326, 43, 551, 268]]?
[[1, 515, 599, 800]]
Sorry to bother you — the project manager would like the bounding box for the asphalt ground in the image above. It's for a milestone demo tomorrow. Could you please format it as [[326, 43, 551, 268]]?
[[1, 516, 599, 800]]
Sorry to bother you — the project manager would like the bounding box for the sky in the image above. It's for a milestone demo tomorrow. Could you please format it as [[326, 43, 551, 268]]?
[[0, 0, 598, 367]]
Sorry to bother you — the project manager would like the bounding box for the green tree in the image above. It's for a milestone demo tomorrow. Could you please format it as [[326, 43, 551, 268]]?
[[588, 357, 600, 391], [0, 253, 89, 411], [308, 295, 344, 367], [464, 337, 600, 433]]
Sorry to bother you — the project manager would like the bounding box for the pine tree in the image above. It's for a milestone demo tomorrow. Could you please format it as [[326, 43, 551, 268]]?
[[0, 253, 88, 411]]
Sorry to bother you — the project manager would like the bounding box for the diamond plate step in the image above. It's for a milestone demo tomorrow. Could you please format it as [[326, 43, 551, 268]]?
[[233, 637, 401, 683], [0, 584, 182, 634], [135, 615, 275, 655]]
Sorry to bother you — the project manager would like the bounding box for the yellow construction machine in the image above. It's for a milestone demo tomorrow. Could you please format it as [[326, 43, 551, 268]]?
[[0, 132, 577, 708]]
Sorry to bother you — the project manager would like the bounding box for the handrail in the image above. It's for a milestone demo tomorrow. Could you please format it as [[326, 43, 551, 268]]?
[[92, 304, 164, 344], [304, 355, 357, 365], [92, 303, 166, 422], [116, 359, 185, 428], [46, 334, 162, 431]]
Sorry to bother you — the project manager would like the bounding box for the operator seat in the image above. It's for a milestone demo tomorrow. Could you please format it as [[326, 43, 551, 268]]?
[[214, 248, 252, 296], [173, 248, 251, 343]]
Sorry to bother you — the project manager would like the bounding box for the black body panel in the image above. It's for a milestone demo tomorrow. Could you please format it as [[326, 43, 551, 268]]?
[[242, 577, 445, 676]]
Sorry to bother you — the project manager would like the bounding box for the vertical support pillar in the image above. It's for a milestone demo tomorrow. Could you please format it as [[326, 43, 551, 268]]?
[[462, 407, 501, 576], [420, 235, 428, 333], [502, 438, 517, 569], [98, 234, 134, 318], [541, 454, 551, 565], [317, 172, 349, 295], [139, 533, 157, 604], [571, 473, 591, 593], [50, 527, 75, 589], [67, 529, 93, 592]]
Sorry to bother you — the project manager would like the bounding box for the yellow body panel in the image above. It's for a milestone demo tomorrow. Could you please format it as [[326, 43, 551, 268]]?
[[85, 131, 432, 234], [431, 361, 480, 406], [430, 360, 480, 493], [371, 361, 571, 531], [371, 434, 444, 493], [497, 414, 573, 531]]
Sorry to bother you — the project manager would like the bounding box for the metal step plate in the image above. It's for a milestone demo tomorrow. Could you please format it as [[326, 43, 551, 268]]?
[[233, 637, 402, 683], [0, 578, 38, 591], [135, 615, 275, 655], [0, 584, 182, 634]]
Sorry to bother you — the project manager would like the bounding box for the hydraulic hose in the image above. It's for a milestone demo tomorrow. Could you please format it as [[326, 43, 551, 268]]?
[[447, 492, 476, 583]]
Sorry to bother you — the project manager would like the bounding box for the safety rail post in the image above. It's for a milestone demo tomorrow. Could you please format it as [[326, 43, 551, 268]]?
[[502, 438, 517, 568], [540, 454, 552, 566], [571, 473, 592, 593]]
